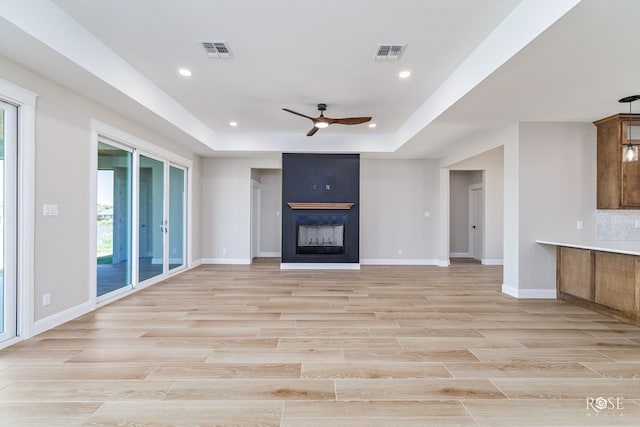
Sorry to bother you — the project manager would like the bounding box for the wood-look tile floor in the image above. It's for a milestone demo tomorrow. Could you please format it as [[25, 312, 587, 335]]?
[[2, 259, 640, 426]]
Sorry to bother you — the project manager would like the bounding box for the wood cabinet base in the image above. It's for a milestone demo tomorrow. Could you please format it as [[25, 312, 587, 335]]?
[[556, 246, 640, 326], [558, 291, 640, 326]]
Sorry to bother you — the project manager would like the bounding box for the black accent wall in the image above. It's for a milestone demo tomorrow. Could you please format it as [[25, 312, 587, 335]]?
[[281, 153, 359, 263]]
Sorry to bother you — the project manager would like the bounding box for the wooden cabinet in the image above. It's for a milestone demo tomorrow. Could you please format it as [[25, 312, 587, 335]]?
[[594, 252, 640, 316], [557, 247, 640, 324], [557, 247, 594, 301], [595, 113, 640, 208]]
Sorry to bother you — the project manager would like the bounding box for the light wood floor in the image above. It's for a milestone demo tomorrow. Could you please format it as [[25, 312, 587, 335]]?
[[2, 259, 640, 426]]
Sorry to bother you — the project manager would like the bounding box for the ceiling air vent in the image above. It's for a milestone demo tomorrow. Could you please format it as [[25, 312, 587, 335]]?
[[374, 44, 406, 61], [202, 41, 233, 58]]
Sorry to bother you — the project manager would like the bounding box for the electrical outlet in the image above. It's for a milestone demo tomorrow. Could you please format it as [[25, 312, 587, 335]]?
[[43, 293, 51, 306], [222, 248, 228, 255], [576, 221, 583, 230], [398, 249, 403, 255], [424, 211, 431, 217]]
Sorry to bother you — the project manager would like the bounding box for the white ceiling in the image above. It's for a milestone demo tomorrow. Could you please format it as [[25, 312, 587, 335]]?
[[1, 0, 638, 159]]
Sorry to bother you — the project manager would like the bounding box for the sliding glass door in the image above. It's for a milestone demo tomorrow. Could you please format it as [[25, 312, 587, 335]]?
[[97, 141, 133, 297], [0, 100, 17, 343], [138, 154, 165, 282], [169, 166, 186, 271], [97, 142, 187, 300], [138, 157, 186, 280]]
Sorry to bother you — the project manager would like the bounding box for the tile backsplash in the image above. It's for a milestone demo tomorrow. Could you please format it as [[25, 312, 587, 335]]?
[[597, 210, 640, 240]]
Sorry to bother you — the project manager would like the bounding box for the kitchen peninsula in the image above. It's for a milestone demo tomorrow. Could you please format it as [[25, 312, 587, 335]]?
[[537, 239, 640, 325]]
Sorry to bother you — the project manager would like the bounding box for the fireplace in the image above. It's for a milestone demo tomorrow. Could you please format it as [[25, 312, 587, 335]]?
[[296, 215, 345, 255], [281, 153, 359, 266]]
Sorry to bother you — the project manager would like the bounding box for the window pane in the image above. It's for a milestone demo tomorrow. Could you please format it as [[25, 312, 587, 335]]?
[[139, 155, 164, 282], [169, 166, 185, 270], [97, 142, 132, 296]]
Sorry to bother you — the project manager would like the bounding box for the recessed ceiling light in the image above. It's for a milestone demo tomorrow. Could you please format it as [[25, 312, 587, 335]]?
[[229, 121, 238, 127], [178, 68, 192, 77], [368, 123, 377, 128], [398, 70, 411, 79]]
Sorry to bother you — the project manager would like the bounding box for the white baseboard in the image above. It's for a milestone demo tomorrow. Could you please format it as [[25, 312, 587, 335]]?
[[259, 252, 281, 258], [361, 259, 440, 266], [482, 259, 504, 265], [202, 258, 252, 265], [281, 263, 360, 270], [32, 300, 94, 336], [502, 283, 557, 299], [450, 252, 471, 258]]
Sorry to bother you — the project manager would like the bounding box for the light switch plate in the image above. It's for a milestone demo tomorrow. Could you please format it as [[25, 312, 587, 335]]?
[[43, 204, 59, 216]]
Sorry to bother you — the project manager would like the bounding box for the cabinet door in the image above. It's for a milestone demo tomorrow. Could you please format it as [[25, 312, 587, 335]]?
[[621, 148, 640, 207], [595, 252, 638, 315], [596, 121, 621, 209], [558, 247, 594, 300]]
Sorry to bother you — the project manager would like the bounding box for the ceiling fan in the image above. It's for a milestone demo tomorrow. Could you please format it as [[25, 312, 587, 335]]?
[[282, 103, 372, 136]]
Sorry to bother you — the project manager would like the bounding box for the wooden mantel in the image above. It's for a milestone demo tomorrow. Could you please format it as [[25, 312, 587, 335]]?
[[287, 202, 354, 210]]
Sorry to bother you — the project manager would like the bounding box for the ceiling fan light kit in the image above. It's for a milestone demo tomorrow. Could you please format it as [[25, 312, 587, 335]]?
[[282, 103, 372, 136]]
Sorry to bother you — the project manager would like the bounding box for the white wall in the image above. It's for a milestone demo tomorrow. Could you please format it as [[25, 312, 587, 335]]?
[[0, 55, 202, 325], [191, 156, 203, 262], [202, 158, 444, 265], [201, 157, 281, 263], [503, 126, 521, 296], [514, 122, 596, 294], [360, 159, 441, 263]]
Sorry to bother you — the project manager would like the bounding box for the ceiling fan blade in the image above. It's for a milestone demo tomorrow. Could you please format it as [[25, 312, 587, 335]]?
[[330, 116, 372, 125], [282, 108, 315, 121], [306, 126, 320, 137]]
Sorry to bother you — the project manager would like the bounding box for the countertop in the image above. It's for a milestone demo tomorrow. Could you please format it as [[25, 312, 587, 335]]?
[[536, 239, 640, 256]]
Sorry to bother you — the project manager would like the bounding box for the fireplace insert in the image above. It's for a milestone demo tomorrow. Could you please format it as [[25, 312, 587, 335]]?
[[296, 215, 346, 255]]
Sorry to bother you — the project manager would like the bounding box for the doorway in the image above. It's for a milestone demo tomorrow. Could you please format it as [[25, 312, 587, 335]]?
[[250, 169, 282, 260], [449, 170, 483, 261]]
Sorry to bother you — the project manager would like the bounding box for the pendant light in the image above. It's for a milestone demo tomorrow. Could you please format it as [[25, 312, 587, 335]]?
[[619, 95, 640, 162]]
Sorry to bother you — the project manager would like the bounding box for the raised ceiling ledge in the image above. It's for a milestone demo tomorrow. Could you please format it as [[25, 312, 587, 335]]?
[[287, 202, 354, 210]]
